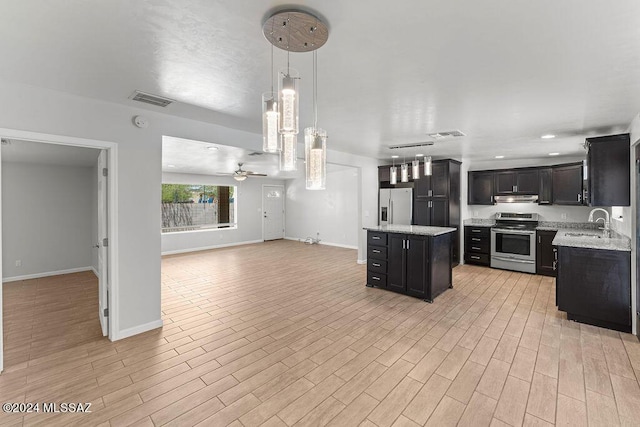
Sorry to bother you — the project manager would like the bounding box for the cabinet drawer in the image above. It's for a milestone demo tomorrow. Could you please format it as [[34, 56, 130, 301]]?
[[367, 271, 387, 288], [367, 231, 387, 246], [465, 226, 490, 239], [368, 245, 387, 260], [465, 253, 490, 265], [465, 237, 489, 254], [368, 259, 387, 274]]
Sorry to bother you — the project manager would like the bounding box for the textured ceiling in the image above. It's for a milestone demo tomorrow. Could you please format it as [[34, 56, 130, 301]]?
[[1, 1, 639, 163]]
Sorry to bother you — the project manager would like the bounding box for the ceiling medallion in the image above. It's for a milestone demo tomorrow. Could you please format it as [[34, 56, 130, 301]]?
[[262, 10, 329, 53]]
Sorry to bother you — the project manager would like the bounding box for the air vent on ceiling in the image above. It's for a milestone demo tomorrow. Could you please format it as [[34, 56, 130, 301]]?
[[427, 130, 466, 139], [129, 90, 174, 108], [388, 141, 435, 150]]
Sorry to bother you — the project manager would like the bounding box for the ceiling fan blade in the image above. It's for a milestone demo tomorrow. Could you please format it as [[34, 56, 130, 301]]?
[[247, 173, 268, 177]]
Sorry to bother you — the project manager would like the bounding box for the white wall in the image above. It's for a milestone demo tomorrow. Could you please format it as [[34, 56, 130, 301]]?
[[161, 172, 285, 254], [2, 162, 93, 279], [285, 167, 359, 249]]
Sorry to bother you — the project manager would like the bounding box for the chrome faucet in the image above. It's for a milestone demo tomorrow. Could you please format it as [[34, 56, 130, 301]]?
[[588, 208, 610, 235]]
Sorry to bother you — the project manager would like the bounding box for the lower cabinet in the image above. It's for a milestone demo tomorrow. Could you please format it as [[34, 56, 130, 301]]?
[[556, 245, 631, 332], [535, 230, 557, 277], [367, 230, 453, 302]]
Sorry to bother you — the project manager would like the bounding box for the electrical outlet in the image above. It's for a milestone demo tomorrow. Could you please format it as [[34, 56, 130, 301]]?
[[15, 260, 21, 267], [561, 213, 568, 220]]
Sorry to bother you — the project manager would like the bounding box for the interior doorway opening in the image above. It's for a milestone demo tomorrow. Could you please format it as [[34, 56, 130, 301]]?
[[0, 129, 118, 373]]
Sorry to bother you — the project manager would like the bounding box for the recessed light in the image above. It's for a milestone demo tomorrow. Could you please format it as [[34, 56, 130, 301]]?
[[416, 154, 425, 157], [541, 134, 556, 139], [495, 155, 505, 159], [207, 146, 219, 151], [391, 155, 399, 159], [549, 152, 560, 156], [167, 164, 176, 168]]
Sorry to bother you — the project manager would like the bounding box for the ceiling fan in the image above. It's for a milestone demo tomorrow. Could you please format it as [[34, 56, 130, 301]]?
[[217, 163, 267, 181]]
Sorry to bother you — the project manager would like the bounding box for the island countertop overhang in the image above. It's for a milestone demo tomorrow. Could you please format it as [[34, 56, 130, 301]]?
[[364, 225, 456, 237]]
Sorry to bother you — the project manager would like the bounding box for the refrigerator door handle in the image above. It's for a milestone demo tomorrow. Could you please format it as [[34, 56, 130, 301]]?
[[390, 200, 393, 224]]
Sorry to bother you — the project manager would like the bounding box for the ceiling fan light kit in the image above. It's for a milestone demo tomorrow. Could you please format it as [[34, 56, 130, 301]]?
[[263, 8, 329, 189]]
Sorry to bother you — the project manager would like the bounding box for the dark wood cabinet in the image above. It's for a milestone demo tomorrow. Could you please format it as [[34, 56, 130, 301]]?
[[494, 169, 539, 195], [536, 230, 557, 276], [586, 133, 630, 207], [464, 226, 491, 266], [552, 163, 583, 205], [556, 245, 631, 332], [468, 171, 494, 205], [538, 168, 552, 205], [366, 230, 453, 302], [366, 231, 388, 288]]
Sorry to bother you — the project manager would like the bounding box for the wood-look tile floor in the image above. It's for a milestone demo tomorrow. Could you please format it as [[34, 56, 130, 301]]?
[[2, 240, 640, 426]]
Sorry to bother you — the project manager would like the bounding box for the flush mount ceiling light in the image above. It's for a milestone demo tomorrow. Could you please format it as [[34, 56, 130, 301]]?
[[495, 155, 505, 159], [207, 146, 219, 151], [541, 134, 556, 139], [549, 152, 560, 156]]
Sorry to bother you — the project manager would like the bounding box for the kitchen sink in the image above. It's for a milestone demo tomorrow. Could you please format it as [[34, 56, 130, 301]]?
[[564, 232, 602, 238]]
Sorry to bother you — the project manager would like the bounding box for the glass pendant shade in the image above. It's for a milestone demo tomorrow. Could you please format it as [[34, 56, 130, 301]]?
[[279, 134, 297, 171], [583, 159, 588, 180], [424, 156, 433, 176], [262, 92, 280, 152], [304, 127, 327, 190], [279, 69, 299, 134], [390, 166, 397, 185], [401, 163, 409, 183], [412, 159, 420, 179]]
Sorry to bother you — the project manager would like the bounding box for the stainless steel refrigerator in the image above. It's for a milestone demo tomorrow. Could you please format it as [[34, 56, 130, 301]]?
[[379, 188, 413, 226]]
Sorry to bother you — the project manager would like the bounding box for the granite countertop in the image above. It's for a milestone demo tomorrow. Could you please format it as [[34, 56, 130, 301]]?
[[552, 229, 631, 252], [364, 225, 457, 236]]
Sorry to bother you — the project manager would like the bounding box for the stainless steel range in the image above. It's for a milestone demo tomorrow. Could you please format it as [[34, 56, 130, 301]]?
[[490, 212, 539, 273]]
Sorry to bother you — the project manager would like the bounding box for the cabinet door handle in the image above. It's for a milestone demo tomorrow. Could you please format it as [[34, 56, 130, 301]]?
[[470, 255, 480, 260], [372, 263, 381, 267], [407, 239, 410, 250], [472, 246, 481, 250], [552, 261, 557, 271], [372, 249, 380, 254], [372, 276, 381, 281], [372, 236, 380, 240], [538, 236, 541, 244], [577, 193, 582, 203], [513, 185, 517, 192], [471, 229, 482, 233], [471, 238, 481, 242], [428, 189, 433, 197]]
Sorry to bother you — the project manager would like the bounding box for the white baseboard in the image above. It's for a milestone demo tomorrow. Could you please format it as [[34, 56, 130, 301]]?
[[3, 266, 94, 283], [115, 319, 164, 341], [357, 259, 367, 265], [284, 236, 357, 250], [161, 240, 263, 256], [91, 266, 99, 277]]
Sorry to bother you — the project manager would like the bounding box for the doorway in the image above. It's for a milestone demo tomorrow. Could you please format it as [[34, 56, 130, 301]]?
[[0, 128, 118, 373], [636, 144, 640, 337], [263, 185, 285, 241]]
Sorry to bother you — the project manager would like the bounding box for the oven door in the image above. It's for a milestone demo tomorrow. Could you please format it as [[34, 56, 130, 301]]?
[[491, 228, 535, 262]]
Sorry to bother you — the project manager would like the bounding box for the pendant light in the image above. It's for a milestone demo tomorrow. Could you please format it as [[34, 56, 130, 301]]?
[[401, 162, 409, 183], [424, 156, 433, 176], [279, 133, 297, 171], [305, 50, 327, 190], [262, 40, 280, 153], [412, 156, 420, 179], [390, 156, 398, 185], [263, 9, 329, 176]]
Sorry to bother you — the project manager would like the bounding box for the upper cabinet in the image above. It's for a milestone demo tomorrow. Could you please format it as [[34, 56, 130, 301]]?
[[538, 168, 553, 205], [415, 161, 456, 199], [468, 171, 494, 205], [552, 162, 584, 205], [586, 133, 630, 207], [494, 169, 539, 195]]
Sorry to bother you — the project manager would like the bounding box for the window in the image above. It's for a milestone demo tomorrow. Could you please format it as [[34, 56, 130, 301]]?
[[161, 184, 236, 232]]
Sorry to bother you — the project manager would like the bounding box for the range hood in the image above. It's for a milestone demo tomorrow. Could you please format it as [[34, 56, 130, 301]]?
[[494, 195, 539, 203]]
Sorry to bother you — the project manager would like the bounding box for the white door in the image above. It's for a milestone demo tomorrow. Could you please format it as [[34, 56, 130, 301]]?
[[97, 150, 109, 336], [263, 185, 285, 241], [0, 144, 3, 372]]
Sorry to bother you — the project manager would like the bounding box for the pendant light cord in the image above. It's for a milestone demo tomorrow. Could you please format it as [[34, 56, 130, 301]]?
[[313, 50, 318, 129], [270, 19, 274, 94]]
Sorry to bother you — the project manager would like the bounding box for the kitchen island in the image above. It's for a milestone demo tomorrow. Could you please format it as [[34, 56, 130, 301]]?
[[364, 225, 456, 302]]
